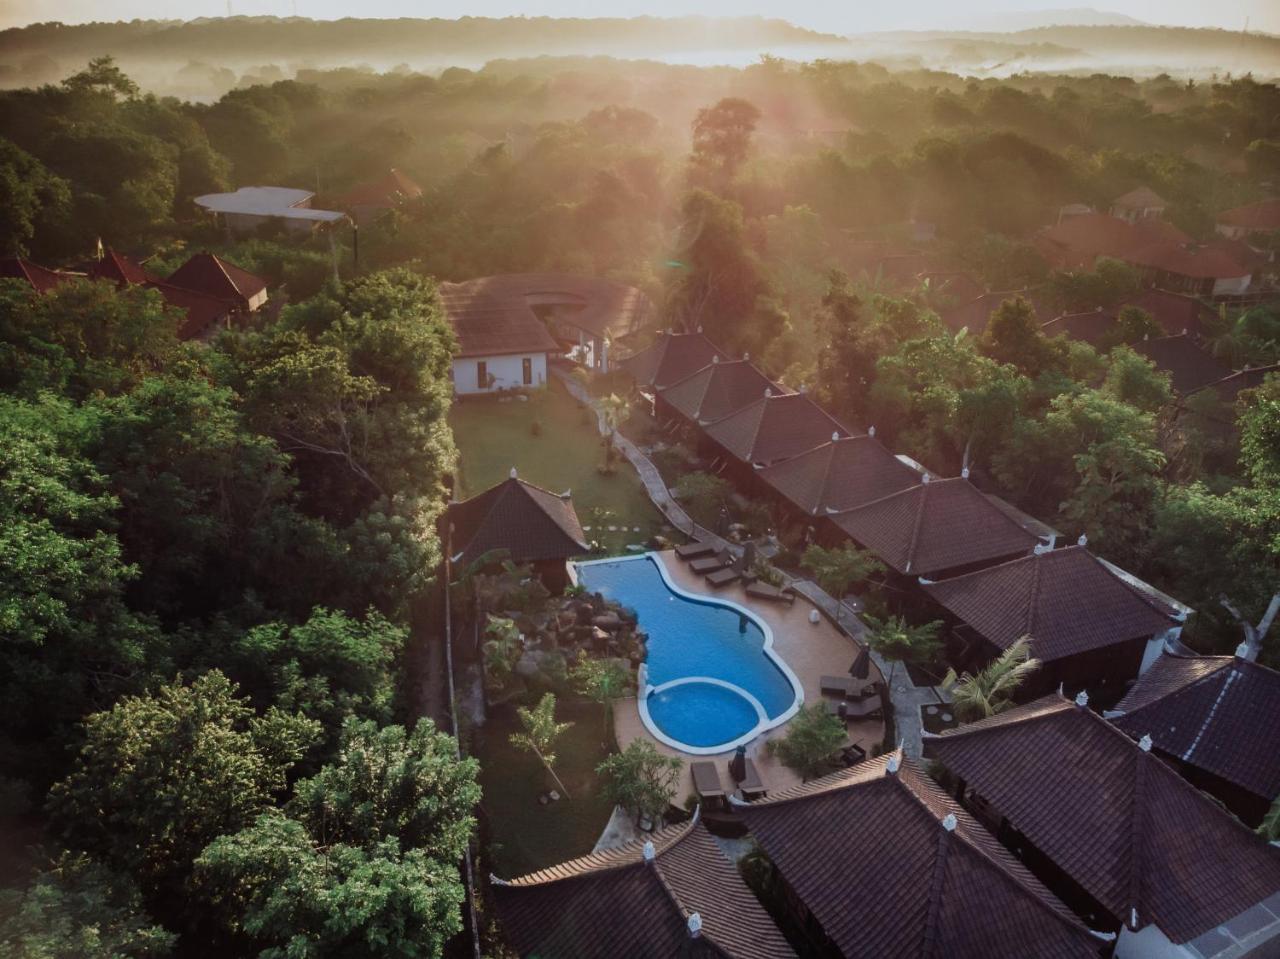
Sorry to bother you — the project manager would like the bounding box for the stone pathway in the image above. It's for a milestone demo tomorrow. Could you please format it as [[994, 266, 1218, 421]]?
[[555, 366, 946, 758]]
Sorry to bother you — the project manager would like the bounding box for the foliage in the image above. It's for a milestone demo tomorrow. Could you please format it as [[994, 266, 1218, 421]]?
[[863, 615, 943, 666], [672, 470, 734, 527], [482, 615, 523, 691], [1098, 306, 1163, 352], [0, 137, 70, 257], [690, 96, 761, 190], [571, 656, 634, 737], [595, 739, 683, 822], [768, 704, 847, 780], [510, 693, 574, 797], [0, 854, 174, 959], [1259, 796, 1280, 843], [801, 543, 884, 626], [943, 637, 1041, 722]]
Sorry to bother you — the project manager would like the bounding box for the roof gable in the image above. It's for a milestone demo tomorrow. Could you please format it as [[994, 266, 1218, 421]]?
[[1042, 308, 1117, 346], [739, 755, 1099, 958], [620, 332, 726, 391], [86, 249, 156, 287], [1217, 199, 1280, 231], [922, 546, 1174, 661], [704, 393, 850, 466], [1133, 335, 1230, 395], [756, 434, 919, 516], [1114, 186, 1167, 210], [0, 256, 79, 293], [166, 252, 267, 304], [493, 820, 794, 958], [1114, 654, 1280, 801], [447, 476, 588, 568], [926, 696, 1280, 943], [830, 477, 1039, 576], [659, 360, 782, 425]]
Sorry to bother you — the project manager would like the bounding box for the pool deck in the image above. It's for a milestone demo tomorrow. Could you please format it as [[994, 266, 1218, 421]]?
[[613, 550, 886, 799]]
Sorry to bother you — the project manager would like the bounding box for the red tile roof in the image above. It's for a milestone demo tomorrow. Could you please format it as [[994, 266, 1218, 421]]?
[[1132, 335, 1230, 394], [1127, 242, 1249, 281], [830, 477, 1041, 577], [658, 359, 785, 425], [925, 695, 1280, 944], [920, 270, 986, 304], [755, 434, 920, 517], [703, 392, 851, 467], [1112, 186, 1167, 210], [84, 249, 157, 287], [441, 274, 653, 342], [335, 168, 423, 209], [1217, 199, 1280, 231], [1122, 289, 1214, 338], [1041, 307, 1117, 346], [1034, 214, 1191, 271], [1113, 653, 1280, 803], [166, 252, 267, 307], [493, 819, 794, 959], [146, 281, 235, 341], [0, 256, 80, 293], [446, 474, 588, 568], [738, 753, 1100, 959], [440, 293, 560, 359], [941, 291, 1052, 336], [1195, 363, 1280, 405], [619, 331, 726, 391], [922, 546, 1175, 662]]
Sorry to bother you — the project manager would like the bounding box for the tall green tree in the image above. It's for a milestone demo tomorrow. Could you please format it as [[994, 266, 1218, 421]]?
[[767, 704, 847, 781], [690, 97, 761, 190], [572, 657, 634, 741], [801, 543, 884, 628], [596, 739, 682, 824]]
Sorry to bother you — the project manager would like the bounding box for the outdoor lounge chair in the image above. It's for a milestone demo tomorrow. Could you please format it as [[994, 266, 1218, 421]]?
[[689, 550, 732, 574], [705, 554, 749, 588], [820, 675, 855, 698], [840, 697, 884, 722], [691, 761, 727, 810], [744, 580, 795, 604], [841, 743, 868, 767], [675, 540, 718, 560], [849, 680, 883, 701], [738, 758, 767, 799]]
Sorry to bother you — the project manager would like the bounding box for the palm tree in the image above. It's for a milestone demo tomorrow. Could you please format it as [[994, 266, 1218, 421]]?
[[510, 693, 574, 799], [801, 543, 884, 628], [571, 657, 634, 743], [598, 393, 630, 472], [943, 636, 1040, 723]]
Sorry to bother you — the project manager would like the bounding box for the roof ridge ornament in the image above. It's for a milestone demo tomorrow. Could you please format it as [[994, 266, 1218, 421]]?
[[941, 813, 958, 832], [712, 354, 720, 363], [886, 753, 901, 774], [832, 431, 840, 442], [1138, 734, 1153, 752], [642, 840, 656, 863], [1077, 533, 1087, 547], [687, 912, 703, 938], [764, 387, 772, 398], [509, 466, 518, 479], [961, 467, 970, 479], [1075, 690, 1089, 707], [868, 425, 876, 437]]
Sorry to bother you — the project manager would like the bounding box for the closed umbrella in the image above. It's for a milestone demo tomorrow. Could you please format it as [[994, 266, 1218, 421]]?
[[729, 745, 747, 785], [849, 644, 871, 680]]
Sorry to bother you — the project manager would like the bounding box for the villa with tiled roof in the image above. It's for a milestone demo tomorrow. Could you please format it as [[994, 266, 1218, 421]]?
[[619, 330, 726, 392], [755, 432, 920, 521], [657, 358, 785, 429], [702, 392, 851, 479]]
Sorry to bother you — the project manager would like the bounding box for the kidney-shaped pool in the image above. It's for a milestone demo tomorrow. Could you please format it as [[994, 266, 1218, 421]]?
[[575, 554, 803, 754]]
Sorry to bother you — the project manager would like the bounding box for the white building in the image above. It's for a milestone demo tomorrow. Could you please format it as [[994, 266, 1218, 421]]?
[[444, 296, 558, 396], [194, 186, 347, 235]]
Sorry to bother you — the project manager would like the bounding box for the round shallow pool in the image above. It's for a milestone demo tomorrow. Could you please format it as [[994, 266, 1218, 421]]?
[[575, 554, 802, 754]]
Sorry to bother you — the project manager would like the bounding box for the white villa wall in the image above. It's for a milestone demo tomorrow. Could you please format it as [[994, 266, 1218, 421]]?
[[452, 352, 547, 395]]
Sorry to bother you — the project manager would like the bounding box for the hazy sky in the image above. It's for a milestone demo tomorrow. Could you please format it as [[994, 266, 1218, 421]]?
[[2, 0, 1277, 35]]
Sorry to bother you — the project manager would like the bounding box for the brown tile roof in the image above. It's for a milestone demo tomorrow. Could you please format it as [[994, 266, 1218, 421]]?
[[1122, 289, 1214, 338], [619, 331, 726, 391], [1132, 335, 1230, 395], [446, 474, 588, 568], [922, 546, 1175, 662], [1127, 242, 1249, 281], [442, 273, 653, 341], [166, 252, 267, 307], [1113, 186, 1168, 210], [830, 477, 1040, 577], [493, 819, 794, 959], [659, 360, 784, 425], [0, 256, 80, 293], [441, 298, 560, 359], [1034, 214, 1191, 272], [1113, 653, 1280, 802], [1217, 199, 1280, 231], [335, 168, 423, 209], [920, 270, 986, 304], [83, 249, 158, 287], [1041, 307, 1118, 346], [738, 754, 1100, 959], [925, 695, 1280, 943], [941, 291, 1052, 336], [703, 392, 851, 467], [755, 434, 920, 517], [146, 281, 235, 340], [1194, 364, 1280, 406]]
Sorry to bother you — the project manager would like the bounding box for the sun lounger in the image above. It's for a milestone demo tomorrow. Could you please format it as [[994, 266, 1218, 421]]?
[[691, 761, 727, 809], [820, 675, 855, 697], [744, 581, 795, 604], [689, 551, 732, 574], [738, 758, 767, 799], [705, 564, 745, 587], [849, 681, 883, 701], [840, 697, 884, 721], [675, 541, 717, 560]]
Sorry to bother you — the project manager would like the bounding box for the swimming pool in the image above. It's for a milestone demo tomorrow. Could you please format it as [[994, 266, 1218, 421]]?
[[575, 554, 802, 754]]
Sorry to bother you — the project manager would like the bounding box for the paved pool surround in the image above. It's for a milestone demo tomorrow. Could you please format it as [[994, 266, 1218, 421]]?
[[576, 553, 804, 755]]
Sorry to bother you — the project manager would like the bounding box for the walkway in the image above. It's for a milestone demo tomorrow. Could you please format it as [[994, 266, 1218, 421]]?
[[555, 365, 946, 759]]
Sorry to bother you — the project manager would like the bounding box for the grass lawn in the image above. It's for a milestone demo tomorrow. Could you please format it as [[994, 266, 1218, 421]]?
[[449, 380, 670, 555], [475, 698, 618, 877]]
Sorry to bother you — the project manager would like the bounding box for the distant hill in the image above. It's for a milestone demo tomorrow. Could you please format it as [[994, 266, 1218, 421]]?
[[0, 14, 845, 71], [938, 8, 1147, 32]]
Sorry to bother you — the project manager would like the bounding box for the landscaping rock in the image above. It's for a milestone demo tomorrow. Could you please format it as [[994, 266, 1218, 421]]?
[[592, 612, 621, 630]]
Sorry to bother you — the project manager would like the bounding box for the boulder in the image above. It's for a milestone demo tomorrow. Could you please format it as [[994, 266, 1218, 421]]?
[[592, 611, 622, 630]]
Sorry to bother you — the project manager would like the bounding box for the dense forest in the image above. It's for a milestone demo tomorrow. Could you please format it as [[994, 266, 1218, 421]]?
[[0, 42, 1278, 955]]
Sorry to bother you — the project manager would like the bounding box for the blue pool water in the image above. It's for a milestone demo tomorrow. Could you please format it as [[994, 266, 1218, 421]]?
[[575, 555, 800, 753]]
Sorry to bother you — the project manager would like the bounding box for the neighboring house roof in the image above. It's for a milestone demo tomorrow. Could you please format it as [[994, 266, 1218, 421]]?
[[659, 360, 784, 425], [84, 249, 158, 286], [1194, 363, 1280, 406], [446, 474, 588, 568], [1113, 185, 1168, 210], [920, 270, 986, 304], [737, 753, 1100, 959], [447, 306, 560, 359], [1034, 214, 1190, 271], [441, 273, 653, 342], [0, 256, 79, 293], [924, 695, 1280, 946], [493, 819, 794, 959], [829, 477, 1041, 577], [166, 253, 267, 308], [1127, 242, 1249, 281], [1217, 198, 1280, 232], [619, 331, 725, 391], [335, 168, 423, 209], [703, 392, 851, 467], [1112, 653, 1280, 803], [145, 281, 235, 340], [755, 434, 920, 517], [1122, 288, 1215, 338], [194, 186, 347, 224], [1132, 334, 1231, 394], [922, 545, 1175, 662], [940, 291, 1051, 336], [1041, 307, 1117, 345]]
